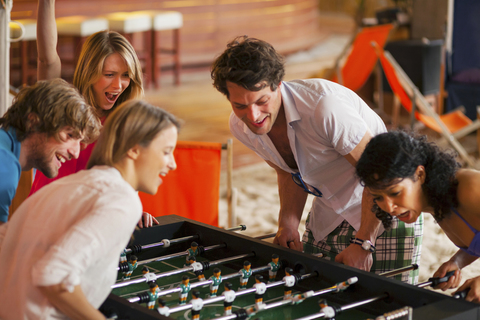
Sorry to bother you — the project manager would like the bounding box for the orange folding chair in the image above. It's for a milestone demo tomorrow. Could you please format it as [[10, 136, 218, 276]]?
[[139, 140, 236, 227], [329, 24, 395, 92], [373, 41, 480, 167]]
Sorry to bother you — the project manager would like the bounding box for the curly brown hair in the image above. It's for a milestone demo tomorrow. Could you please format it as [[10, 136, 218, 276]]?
[[211, 36, 285, 98], [1, 79, 101, 143]]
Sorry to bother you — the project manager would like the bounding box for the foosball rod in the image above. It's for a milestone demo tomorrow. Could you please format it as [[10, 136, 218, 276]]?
[[162, 264, 418, 318], [295, 293, 389, 320], [209, 265, 417, 319], [167, 272, 319, 316], [132, 231, 273, 268], [211, 276, 356, 320], [139, 262, 417, 308], [125, 225, 247, 254], [125, 235, 199, 255], [255, 233, 276, 240], [135, 244, 225, 267], [128, 264, 272, 302], [417, 270, 455, 288], [113, 252, 255, 289], [214, 267, 416, 320], [378, 264, 418, 278], [117, 244, 224, 271]]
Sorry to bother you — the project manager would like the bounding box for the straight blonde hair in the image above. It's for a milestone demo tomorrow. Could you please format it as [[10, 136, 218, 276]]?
[[87, 100, 181, 169], [74, 31, 144, 116]]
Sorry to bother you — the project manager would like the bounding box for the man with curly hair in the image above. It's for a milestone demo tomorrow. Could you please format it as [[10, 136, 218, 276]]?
[[0, 79, 100, 223], [211, 36, 423, 284]]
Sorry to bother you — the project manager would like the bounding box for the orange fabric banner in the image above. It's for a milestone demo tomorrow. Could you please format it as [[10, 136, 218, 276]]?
[[332, 24, 394, 91], [139, 141, 222, 226], [378, 46, 471, 134]]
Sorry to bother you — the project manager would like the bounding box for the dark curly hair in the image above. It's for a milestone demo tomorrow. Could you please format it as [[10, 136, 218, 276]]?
[[356, 131, 459, 229], [211, 36, 285, 99]]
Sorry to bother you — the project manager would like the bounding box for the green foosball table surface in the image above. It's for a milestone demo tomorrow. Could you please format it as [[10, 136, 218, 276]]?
[[101, 215, 480, 320]]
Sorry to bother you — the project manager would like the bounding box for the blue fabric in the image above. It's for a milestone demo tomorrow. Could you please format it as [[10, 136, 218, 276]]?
[[452, 0, 480, 75], [0, 128, 21, 222], [445, 81, 480, 121], [451, 208, 480, 257], [444, 1, 480, 121]]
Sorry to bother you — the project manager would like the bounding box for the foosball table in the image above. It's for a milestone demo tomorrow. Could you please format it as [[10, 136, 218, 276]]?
[[100, 215, 480, 319]]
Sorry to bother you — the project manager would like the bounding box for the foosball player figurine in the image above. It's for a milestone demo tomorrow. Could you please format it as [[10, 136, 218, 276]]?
[[186, 241, 199, 259], [142, 266, 157, 285], [120, 248, 127, 263], [268, 254, 281, 282], [335, 277, 358, 292], [238, 260, 252, 290], [179, 275, 191, 305], [185, 255, 196, 268], [319, 299, 335, 319], [122, 255, 138, 280], [190, 290, 203, 320], [157, 298, 170, 317], [209, 268, 222, 297], [253, 275, 267, 308], [195, 268, 206, 281], [142, 266, 149, 275], [292, 290, 314, 304], [147, 282, 160, 310], [222, 282, 236, 316], [283, 267, 295, 300], [245, 274, 267, 315]]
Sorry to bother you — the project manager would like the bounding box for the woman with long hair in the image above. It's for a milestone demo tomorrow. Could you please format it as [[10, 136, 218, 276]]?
[[0, 100, 180, 319], [31, 0, 158, 227], [356, 130, 480, 303]]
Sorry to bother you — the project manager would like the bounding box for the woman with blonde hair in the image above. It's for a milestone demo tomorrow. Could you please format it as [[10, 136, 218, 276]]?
[[31, 0, 158, 226], [0, 100, 180, 319]]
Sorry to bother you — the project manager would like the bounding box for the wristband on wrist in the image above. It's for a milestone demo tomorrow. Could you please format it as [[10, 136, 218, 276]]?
[[350, 237, 376, 253]]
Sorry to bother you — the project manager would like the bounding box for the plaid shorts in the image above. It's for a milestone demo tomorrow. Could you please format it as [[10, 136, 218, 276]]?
[[303, 213, 423, 284]]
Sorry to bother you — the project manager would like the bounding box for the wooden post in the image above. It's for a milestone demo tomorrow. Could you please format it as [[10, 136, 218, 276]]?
[[0, 0, 12, 116]]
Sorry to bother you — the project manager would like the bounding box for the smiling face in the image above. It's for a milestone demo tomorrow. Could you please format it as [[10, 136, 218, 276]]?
[[92, 52, 131, 112], [227, 81, 282, 135], [132, 125, 178, 194], [29, 127, 83, 178], [367, 166, 428, 224]]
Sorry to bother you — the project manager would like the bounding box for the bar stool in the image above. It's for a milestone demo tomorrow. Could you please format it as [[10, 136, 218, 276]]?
[[56, 16, 109, 80], [133, 11, 182, 88], [103, 12, 153, 87], [9, 19, 37, 86]]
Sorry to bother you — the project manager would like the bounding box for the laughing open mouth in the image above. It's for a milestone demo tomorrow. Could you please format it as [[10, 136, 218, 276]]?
[[105, 92, 120, 103], [56, 153, 66, 163]]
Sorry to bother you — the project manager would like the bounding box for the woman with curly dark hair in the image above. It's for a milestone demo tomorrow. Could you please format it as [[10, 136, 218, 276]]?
[[356, 130, 480, 303]]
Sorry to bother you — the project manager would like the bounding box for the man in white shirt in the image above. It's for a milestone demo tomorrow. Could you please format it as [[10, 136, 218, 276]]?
[[211, 36, 422, 284]]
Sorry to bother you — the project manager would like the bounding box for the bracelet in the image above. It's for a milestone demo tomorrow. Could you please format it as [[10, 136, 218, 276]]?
[[350, 237, 376, 253]]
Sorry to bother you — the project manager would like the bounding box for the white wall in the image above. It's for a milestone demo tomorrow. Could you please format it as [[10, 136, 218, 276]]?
[[0, 1, 12, 116]]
